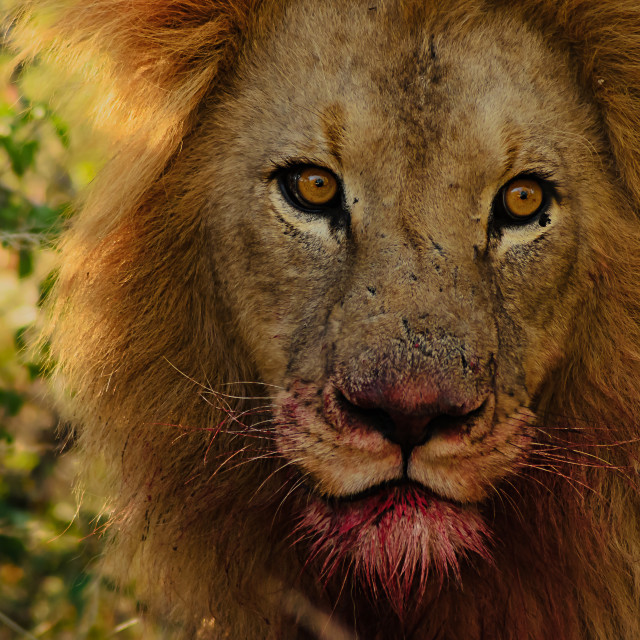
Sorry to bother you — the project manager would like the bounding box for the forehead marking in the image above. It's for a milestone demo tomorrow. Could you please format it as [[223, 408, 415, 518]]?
[[321, 103, 346, 165]]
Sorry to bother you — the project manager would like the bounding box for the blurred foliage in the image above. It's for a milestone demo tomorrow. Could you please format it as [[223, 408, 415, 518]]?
[[0, 35, 163, 640], [0, 95, 68, 254]]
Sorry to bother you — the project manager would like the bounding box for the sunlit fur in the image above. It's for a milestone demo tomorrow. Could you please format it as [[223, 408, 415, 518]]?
[[7, 1, 640, 638]]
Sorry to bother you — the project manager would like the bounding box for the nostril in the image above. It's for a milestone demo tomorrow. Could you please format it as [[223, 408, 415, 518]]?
[[334, 392, 398, 439], [385, 410, 435, 448], [334, 391, 436, 448], [334, 389, 487, 449]]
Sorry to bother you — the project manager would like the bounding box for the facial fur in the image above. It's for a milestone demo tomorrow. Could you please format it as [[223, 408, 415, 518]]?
[[11, 0, 640, 638], [203, 0, 609, 606]]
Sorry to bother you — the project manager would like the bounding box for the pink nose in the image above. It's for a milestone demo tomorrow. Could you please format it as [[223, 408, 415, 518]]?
[[334, 381, 486, 449]]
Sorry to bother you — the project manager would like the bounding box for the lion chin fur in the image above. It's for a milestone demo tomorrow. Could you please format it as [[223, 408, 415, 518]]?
[[7, 0, 640, 638]]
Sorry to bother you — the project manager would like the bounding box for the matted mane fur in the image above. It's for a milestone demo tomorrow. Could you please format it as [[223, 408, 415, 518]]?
[[7, 0, 640, 638]]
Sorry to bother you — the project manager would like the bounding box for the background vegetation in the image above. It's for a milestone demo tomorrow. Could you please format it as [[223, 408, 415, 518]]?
[[0, 31, 163, 640]]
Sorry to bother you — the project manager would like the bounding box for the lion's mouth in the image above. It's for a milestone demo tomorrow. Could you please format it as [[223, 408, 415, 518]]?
[[309, 479, 474, 538], [322, 478, 443, 508], [294, 478, 491, 598], [311, 481, 461, 541]]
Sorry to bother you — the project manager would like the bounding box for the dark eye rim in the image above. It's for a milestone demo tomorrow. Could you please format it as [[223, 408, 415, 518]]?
[[277, 164, 344, 215], [493, 173, 556, 226]]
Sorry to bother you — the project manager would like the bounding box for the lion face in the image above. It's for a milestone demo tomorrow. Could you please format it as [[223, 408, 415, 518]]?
[[21, 0, 640, 633], [198, 0, 611, 595]]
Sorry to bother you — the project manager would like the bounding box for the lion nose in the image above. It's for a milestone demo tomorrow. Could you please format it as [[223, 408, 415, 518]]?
[[334, 384, 484, 449], [375, 410, 435, 448]]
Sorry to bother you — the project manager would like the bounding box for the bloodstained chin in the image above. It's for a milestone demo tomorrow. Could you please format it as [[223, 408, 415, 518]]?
[[295, 485, 491, 615]]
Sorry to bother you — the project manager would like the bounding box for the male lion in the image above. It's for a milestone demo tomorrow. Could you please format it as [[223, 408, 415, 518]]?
[[10, 0, 640, 638]]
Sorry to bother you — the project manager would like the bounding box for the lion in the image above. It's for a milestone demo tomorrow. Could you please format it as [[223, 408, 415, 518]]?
[[8, 0, 640, 638]]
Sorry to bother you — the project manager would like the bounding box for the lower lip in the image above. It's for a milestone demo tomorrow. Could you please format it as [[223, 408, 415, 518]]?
[[320, 483, 447, 530], [295, 482, 491, 588], [298, 482, 472, 548]]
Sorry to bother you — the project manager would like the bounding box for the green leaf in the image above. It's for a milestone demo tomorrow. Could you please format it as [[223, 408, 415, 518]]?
[[0, 198, 24, 231], [26, 362, 44, 381], [0, 137, 39, 177], [0, 389, 24, 417], [68, 571, 92, 616], [17, 247, 34, 278], [0, 534, 26, 563], [27, 204, 62, 234], [50, 113, 71, 149]]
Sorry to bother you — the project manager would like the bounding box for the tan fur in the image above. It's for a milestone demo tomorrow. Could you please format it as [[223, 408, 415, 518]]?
[[7, 0, 640, 638]]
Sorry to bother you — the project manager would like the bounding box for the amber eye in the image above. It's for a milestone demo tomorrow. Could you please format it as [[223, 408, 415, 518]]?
[[297, 167, 338, 205], [280, 165, 342, 212], [501, 177, 546, 221]]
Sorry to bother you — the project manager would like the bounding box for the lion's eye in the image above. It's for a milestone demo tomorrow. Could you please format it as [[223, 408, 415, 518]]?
[[495, 176, 549, 224], [280, 165, 342, 213], [296, 167, 338, 205]]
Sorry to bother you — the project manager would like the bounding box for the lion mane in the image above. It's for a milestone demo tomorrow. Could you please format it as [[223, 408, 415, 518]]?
[[8, 1, 640, 638]]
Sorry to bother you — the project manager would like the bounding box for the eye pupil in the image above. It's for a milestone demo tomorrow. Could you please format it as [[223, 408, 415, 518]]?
[[282, 166, 340, 210], [501, 177, 546, 221]]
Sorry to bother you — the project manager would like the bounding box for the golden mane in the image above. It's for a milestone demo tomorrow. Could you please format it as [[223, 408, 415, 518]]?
[[6, 1, 640, 638]]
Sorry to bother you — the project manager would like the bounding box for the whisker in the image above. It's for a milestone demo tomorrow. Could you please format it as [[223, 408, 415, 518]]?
[[529, 450, 627, 471], [511, 468, 559, 500], [200, 390, 275, 402], [219, 380, 286, 390], [532, 434, 640, 448], [249, 458, 304, 504], [494, 479, 526, 523], [274, 475, 309, 523], [206, 446, 254, 480], [516, 462, 605, 501]]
